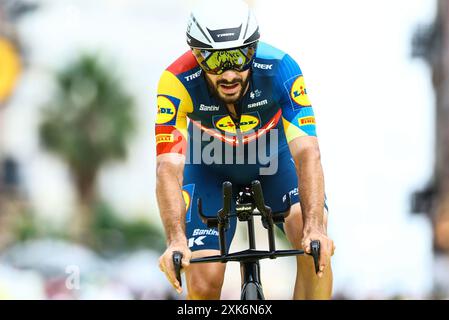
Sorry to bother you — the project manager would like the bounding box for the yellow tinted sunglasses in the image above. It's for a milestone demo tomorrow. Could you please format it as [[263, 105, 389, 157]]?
[[192, 42, 258, 75]]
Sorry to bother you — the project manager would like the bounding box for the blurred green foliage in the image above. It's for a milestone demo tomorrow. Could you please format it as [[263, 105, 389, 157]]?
[[90, 201, 166, 255], [38, 53, 137, 239], [12, 202, 165, 255], [39, 54, 136, 173]]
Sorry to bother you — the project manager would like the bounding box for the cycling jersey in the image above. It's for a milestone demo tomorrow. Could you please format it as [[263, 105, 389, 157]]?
[[156, 41, 317, 168]]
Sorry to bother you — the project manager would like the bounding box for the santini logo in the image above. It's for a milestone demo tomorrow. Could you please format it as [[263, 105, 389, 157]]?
[[199, 104, 220, 111], [248, 99, 268, 109]]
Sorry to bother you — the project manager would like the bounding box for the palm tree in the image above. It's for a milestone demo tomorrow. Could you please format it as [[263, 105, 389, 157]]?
[[39, 54, 136, 241]]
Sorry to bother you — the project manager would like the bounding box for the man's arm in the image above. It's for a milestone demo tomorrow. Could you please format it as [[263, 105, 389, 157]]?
[[156, 153, 186, 244], [155, 66, 193, 293], [156, 153, 191, 293], [288, 135, 334, 278]]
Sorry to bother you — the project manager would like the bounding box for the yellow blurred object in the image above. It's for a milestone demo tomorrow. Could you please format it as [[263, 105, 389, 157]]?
[[0, 37, 21, 103], [0, 282, 12, 300]]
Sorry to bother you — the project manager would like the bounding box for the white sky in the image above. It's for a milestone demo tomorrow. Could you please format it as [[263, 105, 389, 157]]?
[[1, 0, 437, 298]]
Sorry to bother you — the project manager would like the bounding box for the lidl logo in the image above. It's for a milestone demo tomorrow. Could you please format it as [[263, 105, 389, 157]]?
[[215, 114, 260, 134], [156, 95, 177, 124], [156, 134, 174, 144], [182, 190, 191, 211], [290, 76, 311, 107], [182, 184, 195, 223], [299, 116, 316, 126]]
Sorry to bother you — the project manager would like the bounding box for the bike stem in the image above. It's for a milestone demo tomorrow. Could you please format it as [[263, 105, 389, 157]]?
[[247, 215, 256, 250]]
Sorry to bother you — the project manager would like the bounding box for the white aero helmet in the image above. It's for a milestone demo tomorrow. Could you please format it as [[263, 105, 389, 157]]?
[[186, 0, 260, 50]]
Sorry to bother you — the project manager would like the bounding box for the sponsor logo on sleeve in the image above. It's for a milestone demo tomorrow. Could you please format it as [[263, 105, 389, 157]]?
[[253, 62, 273, 70], [182, 190, 191, 211], [182, 184, 195, 223], [298, 116, 316, 126], [156, 134, 174, 144], [156, 95, 179, 124], [290, 76, 311, 107]]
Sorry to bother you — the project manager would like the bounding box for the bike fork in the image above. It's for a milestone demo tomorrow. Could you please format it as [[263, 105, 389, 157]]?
[[240, 260, 265, 300]]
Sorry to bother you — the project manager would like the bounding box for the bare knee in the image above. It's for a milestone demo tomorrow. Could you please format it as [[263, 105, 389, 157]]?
[[187, 269, 224, 299], [186, 255, 225, 300]]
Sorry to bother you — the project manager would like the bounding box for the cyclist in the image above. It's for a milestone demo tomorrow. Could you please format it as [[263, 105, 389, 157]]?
[[156, 0, 335, 300]]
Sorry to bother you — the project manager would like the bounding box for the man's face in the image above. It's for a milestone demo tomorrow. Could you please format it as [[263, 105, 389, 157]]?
[[204, 69, 250, 104]]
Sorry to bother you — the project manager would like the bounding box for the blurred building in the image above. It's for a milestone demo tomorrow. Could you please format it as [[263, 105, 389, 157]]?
[[412, 0, 449, 297], [0, 0, 34, 250]]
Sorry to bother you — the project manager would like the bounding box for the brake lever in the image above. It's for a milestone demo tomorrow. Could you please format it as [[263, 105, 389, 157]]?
[[172, 251, 183, 288], [309, 240, 320, 274]]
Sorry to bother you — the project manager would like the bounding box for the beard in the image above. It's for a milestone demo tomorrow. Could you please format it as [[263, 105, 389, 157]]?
[[206, 73, 250, 104]]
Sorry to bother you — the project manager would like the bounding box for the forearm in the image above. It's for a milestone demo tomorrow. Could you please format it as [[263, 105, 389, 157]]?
[[156, 163, 186, 245], [295, 151, 325, 230]]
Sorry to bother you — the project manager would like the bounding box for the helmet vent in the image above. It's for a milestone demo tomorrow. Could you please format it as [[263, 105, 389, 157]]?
[[191, 14, 212, 44], [243, 11, 251, 39]]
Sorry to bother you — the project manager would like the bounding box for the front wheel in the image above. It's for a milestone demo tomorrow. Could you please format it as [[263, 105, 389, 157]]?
[[241, 282, 264, 300]]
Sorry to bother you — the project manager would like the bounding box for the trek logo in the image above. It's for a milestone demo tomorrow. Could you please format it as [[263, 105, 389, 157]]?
[[217, 33, 235, 38], [283, 187, 299, 202], [185, 69, 202, 82], [253, 62, 273, 70], [188, 236, 206, 247], [248, 99, 268, 109], [199, 104, 220, 111]]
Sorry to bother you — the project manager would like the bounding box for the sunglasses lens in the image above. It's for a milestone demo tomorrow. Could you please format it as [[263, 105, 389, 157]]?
[[192, 43, 257, 75]]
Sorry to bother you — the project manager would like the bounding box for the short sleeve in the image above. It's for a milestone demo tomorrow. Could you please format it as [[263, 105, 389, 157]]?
[[275, 54, 317, 143], [155, 70, 193, 156]]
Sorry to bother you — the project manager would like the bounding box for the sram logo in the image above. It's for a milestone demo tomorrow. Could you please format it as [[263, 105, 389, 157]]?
[[248, 99, 268, 109], [215, 115, 260, 134]]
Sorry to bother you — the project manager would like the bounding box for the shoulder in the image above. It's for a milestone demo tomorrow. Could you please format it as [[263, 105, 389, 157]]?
[[158, 50, 201, 97], [163, 50, 202, 84], [158, 51, 197, 113], [255, 42, 287, 61], [253, 42, 303, 79]]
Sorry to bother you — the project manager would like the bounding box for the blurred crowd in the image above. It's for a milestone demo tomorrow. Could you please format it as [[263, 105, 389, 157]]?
[[0, 239, 174, 299]]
